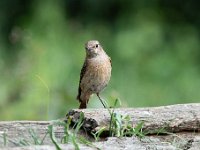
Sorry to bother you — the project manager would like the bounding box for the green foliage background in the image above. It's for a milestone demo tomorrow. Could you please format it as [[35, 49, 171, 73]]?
[[0, 0, 200, 120]]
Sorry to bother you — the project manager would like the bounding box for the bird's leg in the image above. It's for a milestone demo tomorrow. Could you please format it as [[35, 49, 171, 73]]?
[[97, 93, 106, 108]]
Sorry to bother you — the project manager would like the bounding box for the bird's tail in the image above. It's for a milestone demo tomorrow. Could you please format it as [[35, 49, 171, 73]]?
[[77, 87, 81, 101], [77, 94, 86, 109], [77, 93, 90, 109], [77, 88, 87, 109], [79, 102, 87, 109]]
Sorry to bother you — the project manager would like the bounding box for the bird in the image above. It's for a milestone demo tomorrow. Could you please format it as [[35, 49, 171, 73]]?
[[77, 40, 112, 109]]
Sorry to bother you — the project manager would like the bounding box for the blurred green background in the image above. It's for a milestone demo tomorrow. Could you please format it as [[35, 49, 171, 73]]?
[[0, 0, 200, 120]]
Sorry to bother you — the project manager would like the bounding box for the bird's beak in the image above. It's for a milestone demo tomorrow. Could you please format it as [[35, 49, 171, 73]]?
[[86, 47, 98, 54], [87, 48, 92, 51], [85, 47, 91, 51]]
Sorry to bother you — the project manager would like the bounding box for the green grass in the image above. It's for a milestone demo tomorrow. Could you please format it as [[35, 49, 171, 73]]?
[[99, 98, 145, 138], [48, 125, 62, 150], [3, 131, 7, 146], [48, 114, 99, 150], [91, 127, 106, 141]]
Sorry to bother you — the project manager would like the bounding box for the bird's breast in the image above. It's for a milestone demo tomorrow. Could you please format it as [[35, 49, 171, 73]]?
[[81, 55, 111, 93]]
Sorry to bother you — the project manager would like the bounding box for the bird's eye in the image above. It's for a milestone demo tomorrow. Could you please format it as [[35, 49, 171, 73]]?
[[95, 44, 99, 48]]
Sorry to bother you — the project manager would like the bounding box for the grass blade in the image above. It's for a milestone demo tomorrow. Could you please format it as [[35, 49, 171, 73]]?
[[3, 131, 7, 146], [48, 125, 62, 150], [29, 128, 41, 145]]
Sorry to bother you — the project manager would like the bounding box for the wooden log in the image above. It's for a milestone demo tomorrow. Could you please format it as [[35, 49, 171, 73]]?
[[0, 103, 200, 149], [67, 103, 200, 133]]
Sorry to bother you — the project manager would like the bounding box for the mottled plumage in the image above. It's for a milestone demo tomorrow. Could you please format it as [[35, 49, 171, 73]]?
[[77, 40, 112, 109]]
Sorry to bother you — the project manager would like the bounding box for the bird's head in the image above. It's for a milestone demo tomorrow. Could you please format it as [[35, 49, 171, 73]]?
[[85, 40, 103, 58]]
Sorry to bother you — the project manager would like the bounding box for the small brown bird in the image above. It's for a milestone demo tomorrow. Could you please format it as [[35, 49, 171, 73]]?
[[77, 40, 112, 109]]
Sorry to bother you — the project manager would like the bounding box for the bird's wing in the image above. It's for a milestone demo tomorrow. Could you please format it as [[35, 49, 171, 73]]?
[[77, 60, 87, 101]]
